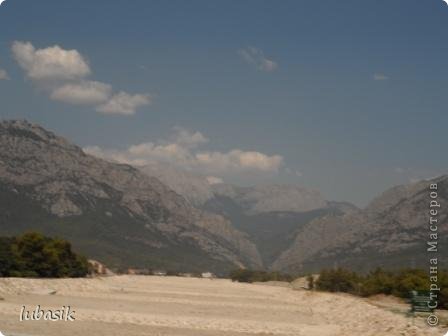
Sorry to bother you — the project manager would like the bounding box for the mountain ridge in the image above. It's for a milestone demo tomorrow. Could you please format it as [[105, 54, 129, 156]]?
[[272, 175, 448, 273], [1, 119, 445, 275], [0, 120, 262, 274]]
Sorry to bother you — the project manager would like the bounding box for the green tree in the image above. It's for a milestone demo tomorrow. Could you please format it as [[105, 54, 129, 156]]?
[[392, 269, 429, 298], [0, 237, 19, 276], [360, 268, 394, 297], [315, 268, 360, 293], [0, 232, 89, 278]]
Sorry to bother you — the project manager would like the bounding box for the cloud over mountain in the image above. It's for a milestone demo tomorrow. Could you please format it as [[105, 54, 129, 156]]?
[[84, 127, 284, 176], [12, 41, 150, 115]]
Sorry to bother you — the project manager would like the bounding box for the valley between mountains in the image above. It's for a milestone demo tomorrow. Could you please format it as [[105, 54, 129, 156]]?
[[1, 120, 446, 275]]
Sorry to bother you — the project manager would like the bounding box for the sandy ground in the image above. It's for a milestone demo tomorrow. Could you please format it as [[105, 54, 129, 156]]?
[[0, 275, 444, 336]]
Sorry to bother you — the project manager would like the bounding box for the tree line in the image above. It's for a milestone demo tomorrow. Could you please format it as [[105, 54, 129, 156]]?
[[0, 232, 89, 278], [313, 267, 448, 309], [229, 269, 293, 283], [230, 267, 448, 310]]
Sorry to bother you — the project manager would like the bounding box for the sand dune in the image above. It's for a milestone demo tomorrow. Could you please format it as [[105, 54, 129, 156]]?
[[0, 276, 443, 336]]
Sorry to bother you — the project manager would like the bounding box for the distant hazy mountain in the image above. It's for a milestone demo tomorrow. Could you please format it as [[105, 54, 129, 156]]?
[[139, 162, 215, 207], [139, 162, 357, 268], [0, 120, 261, 274], [211, 184, 328, 214], [273, 175, 448, 273], [140, 162, 329, 213]]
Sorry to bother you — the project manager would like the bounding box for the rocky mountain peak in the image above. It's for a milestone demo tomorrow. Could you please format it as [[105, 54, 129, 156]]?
[[0, 120, 262, 273], [0, 119, 79, 151]]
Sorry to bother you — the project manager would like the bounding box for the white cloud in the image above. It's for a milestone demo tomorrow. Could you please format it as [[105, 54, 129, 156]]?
[[195, 150, 283, 173], [0, 68, 9, 80], [373, 73, 389, 81], [12, 41, 90, 80], [12, 41, 151, 116], [171, 127, 208, 148], [96, 92, 151, 115], [239, 47, 278, 72], [129, 142, 191, 164], [84, 127, 284, 175], [50, 81, 112, 105]]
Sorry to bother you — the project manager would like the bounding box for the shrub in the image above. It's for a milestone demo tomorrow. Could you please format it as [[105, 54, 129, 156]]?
[[359, 268, 395, 297], [315, 268, 361, 294], [438, 271, 448, 309], [0, 237, 18, 276], [229, 269, 292, 283], [315, 267, 448, 310], [0, 232, 89, 278], [392, 269, 430, 298]]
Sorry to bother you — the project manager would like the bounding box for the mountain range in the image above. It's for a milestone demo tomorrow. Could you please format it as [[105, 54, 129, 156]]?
[[0, 120, 445, 275]]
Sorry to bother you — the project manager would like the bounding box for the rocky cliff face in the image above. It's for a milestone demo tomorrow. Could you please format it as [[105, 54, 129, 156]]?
[[273, 176, 448, 273], [0, 120, 261, 273]]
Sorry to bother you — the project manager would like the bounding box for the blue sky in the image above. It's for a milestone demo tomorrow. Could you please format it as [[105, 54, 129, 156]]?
[[0, 0, 447, 206]]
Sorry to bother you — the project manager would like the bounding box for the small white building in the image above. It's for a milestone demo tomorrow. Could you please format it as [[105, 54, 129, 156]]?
[[152, 270, 167, 276], [201, 272, 215, 279], [179, 273, 194, 278]]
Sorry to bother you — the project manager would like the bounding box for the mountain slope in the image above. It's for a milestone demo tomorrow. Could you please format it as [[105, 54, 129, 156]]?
[[2, 120, 439, 276], [139, 162, 215, 207], [0, 120, 262, 274], [273, 176, 448, 274], [202, 193, 355, 267], [139, 162, 357, 268]]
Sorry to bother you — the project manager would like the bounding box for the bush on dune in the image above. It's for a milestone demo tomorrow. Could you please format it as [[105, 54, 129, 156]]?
[[315, 268, 361, 294], [0, 232, 89, 278], [359, 268, 395, 296], [314, 267, 448, 309]]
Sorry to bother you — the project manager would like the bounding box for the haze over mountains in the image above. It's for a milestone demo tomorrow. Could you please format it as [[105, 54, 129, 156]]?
[[139, 161, 329, 213], [0, 120, 446, 274]]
